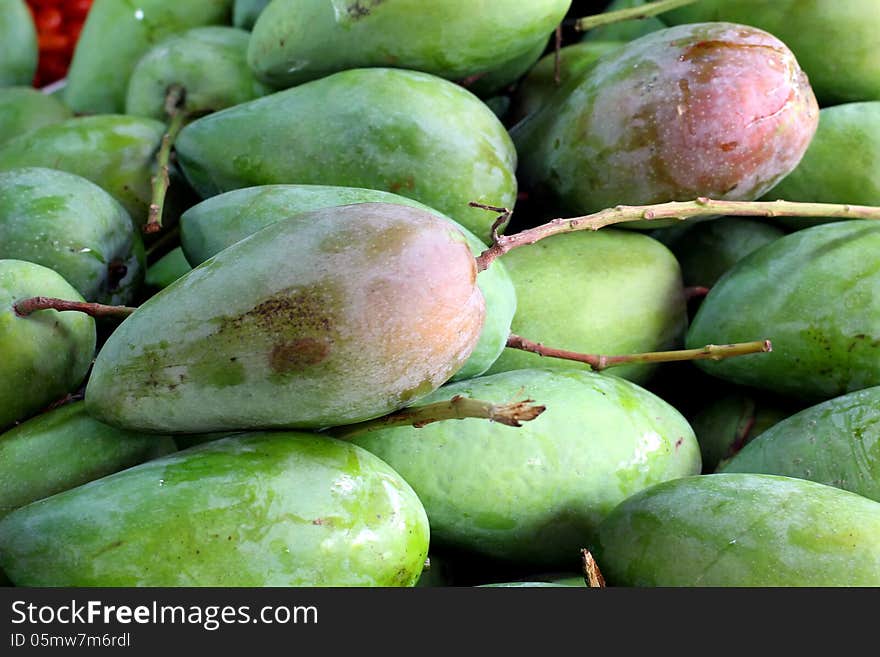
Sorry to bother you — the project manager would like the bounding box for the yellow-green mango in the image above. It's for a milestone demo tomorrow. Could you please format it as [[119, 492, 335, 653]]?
[[0, 432, 430, 586], [247, 0, 571, 88], [592, 473, 880, 586], [86, 203, 485, 433], [174, 68, 518, 242]]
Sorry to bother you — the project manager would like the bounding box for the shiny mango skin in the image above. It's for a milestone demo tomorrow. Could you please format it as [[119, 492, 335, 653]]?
[[592, 473, 880, 586], [664, 0, 880, 105], [126, 27, 274, 121], [720, 386, 880, 501], [0, 260, 96, 430], [64, 0, 233, 115], [86, 203, 485, 433], [0, 432, 430, 586], [349, 368, 701, 568], [247, 0, 571, 88], [686, 221, 880, 401], [762, 103, 880, 230], [0, 88, 72, 148], [0, 402, 176, 520], [0, 0, 37, 87], [0, 115, 166, 227], [486, 229, 687, 385], [234, 0, 270, 28], [180, 184, 515, 381], [0, 168, 144, 305], [174, 68, 518, 243], [513, 23, 818, 218]]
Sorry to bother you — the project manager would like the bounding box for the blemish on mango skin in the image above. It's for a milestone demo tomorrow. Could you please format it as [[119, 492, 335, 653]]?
[[269, 338, 331, 374]]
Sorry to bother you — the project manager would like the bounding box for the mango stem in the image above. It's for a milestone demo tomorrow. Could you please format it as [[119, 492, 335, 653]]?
[[473, 198, 880, 271], [14, 297, 137, 319], [505, 334, 772, 371], [328, 395, 546, 440], [574, 0, 701, 32], [144, 84, 188, 235], [581, 549, 606, 588]]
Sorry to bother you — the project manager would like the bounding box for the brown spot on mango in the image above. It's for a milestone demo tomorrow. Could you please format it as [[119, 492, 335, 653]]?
[[269, 339, 331, 373]]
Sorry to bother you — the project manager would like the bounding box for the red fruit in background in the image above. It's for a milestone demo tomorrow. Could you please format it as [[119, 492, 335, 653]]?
[[26, 0, 93, 87]]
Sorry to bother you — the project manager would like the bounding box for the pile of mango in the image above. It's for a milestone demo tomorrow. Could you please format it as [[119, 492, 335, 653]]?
[[1, 0, 880, 588]]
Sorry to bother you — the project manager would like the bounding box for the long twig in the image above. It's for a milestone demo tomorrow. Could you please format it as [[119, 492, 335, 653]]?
[[328, 395, 546, 440], [505, 334, 772, 371], [144, 85, 188, 235], [14, 297, 137, 319], [574, 0, 701, 32], [473, 198, 880, 271]]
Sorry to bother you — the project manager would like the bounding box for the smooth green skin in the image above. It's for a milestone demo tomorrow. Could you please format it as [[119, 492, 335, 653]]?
[[686, 221, 880, 401], [664, 0, 880, 105], [247, 0, 571, 88], [234, 0, 270, 28], [0, 260, 96, 430], [175, 68, 518, 243], [512, 23, 818, 221], [592, 473, 880, 586], [0, 402, 176, 520], [763, 103, 880, 230], [0, 0, 37, 87], [64, 0, 233, 115], [467, 36, 550, 99], [145, 247, 192, 290], [349, 368, 701, 568], [721, 386, 880, 501], [0, 432, 430, 586], [487, 230, 687, 385], [581, 0, 666, 43], [510, 41, 624, 125], [0, 168, 145, 305], [126, 27, 274, 121], [0, 115, 166, 227], [86, 203, 485, 433], [0, 88, 72, 148], [666, 217, 785, 288], [689, 392, 794, 473], [179, 184, 516, 381]]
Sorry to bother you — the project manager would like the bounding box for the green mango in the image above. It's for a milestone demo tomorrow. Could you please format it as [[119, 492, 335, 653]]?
[[0, 260, 96, 430], [0, 432, 430, 586], [592, 473, 880, 586], [0, 402, 176, 520], [486, 229, 687, 385], [580, 0, 667, 43], [180, 185, 514, 381], [125, 27, 275, 121], [0, 168, 145, 305], [510, 41, 624, 125], [664, 0, 880, 105], [466, 36, 550, 99], [145, 247, 192, 291], [0, 115, 166, 227], [174, 68, 518, 243], [762, 103, 880, 230], [665, 217, 785, 288], [348, 368, 701, 568], [513, 23, 818, 221], [686, 221, 880, 401], [721, 386, 880, 501], [0, 0, 37, 87], [86, 203, 485, 433], [233, 0, 270, 28], [64, 0, 234, 115], [0, 87, 72, 147], [688, 391, 796, 473], [247, 0, 571, 88]]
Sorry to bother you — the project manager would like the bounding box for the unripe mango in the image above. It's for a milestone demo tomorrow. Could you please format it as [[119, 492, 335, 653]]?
[[592, 473, 880, 586], [349, 368, 701, 568], [174, 68, 518, 242], [0, 88, 71, 148], [0, 432, 430, 586], [233, 0, 269, 29], [513, 23, 819, 219], [180, 185, 515, 381], [145, 247, 192, 291], [86, 203, 485, 433], [0, 0, 37, 87], [581, 0, 666, 43], [0, 260, 96, 430], [247, 0, 571, 88]]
